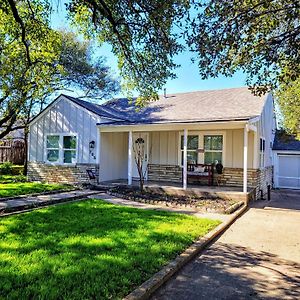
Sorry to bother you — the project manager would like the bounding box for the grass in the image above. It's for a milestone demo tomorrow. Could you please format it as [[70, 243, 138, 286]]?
[[0, 199, 220, 299], [0, 175, 27, 184], [0, 179, 73, 198]]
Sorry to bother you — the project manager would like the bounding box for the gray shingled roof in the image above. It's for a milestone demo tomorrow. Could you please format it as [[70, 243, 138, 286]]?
[[62, 94, 126, 121], [100, 87, 267, 125], [273, 131, 300, 151]]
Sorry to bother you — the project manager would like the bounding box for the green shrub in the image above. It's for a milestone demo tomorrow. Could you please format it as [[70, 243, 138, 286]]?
[[0, 162, 14, 175], [0, 163, 24, 175]]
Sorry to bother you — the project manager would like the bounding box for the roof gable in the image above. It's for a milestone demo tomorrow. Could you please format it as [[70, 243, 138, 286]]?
[[29, 94, 125, 126]]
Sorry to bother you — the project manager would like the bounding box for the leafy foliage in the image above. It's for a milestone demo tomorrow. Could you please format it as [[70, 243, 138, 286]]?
[[187, 0, 300, 95], [0, 1, 119, 139], [1, 1, 300, 109], [66, 0, 190, 103], [276, 78, 300, 138]]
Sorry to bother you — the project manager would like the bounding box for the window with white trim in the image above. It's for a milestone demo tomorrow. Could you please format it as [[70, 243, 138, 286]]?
[[204, 135, 223, 164], [46, 134, 77, 164], [180, 135, 199, 165], [259, 138, 265, 168]]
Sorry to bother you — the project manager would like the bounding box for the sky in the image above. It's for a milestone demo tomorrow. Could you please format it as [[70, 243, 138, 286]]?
[[50, 2, 247, 99]]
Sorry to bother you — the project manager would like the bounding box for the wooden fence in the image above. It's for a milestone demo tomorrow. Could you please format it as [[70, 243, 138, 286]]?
[[0, 139, 25, 165]]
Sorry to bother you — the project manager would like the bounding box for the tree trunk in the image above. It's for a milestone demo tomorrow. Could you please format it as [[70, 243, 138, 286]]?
[[23, 127, 28, 175]]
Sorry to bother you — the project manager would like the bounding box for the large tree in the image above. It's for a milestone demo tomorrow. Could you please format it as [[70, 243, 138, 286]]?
[[187, 0, 300, 95], [1, 1, 300, 111], [0, 2, 120, 140], [276, 78, 300, 138]]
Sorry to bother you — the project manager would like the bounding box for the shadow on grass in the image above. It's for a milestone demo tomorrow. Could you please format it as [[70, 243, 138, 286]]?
[[0, 199, 219, 299], [152, 242, 300, 300]]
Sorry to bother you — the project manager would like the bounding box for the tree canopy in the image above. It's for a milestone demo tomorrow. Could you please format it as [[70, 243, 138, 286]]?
[[0, 1, 119, 139], [276, 78, 300, 138], [1, 0, 300, 128]]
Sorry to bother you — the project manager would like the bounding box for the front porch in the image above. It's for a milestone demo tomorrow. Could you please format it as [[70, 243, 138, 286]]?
[[98, 120, 260, 200], [96, 179, 256, 203]]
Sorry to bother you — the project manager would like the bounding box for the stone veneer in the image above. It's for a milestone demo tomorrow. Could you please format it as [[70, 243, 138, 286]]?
[[148, 164, 273, 200], [28, 162, 99, 184], [148, 164, 182, 183]]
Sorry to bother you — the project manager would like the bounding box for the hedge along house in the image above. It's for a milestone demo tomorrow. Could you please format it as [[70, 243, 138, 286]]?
[[27, 94, 125, 183], [98, 87, 276, 200], [28, 87, 276, 200]]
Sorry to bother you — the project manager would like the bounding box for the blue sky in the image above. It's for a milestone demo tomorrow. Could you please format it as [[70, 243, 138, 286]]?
[[50, 2, 247, 98]]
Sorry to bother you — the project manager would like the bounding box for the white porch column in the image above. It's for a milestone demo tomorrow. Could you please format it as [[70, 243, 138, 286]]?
[[128, 131, 133, 185], [183, 129, 188, 190], [243, 124, 249, 193], [253, 130, 258, 169]]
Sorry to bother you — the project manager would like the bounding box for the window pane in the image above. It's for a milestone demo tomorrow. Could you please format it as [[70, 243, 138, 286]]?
[[204, 152, 222, 164], [63, 136, 76, 149], [181, 150, 198, 165], [47, 135, 59, 148], [64, 150, 76, 163], [204, 135, 223, 150], [181, 135, 198, 150], [47, 150, 59, 162]]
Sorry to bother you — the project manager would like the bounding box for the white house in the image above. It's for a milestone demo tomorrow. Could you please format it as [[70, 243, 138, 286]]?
[[28, 87, 276, 200]]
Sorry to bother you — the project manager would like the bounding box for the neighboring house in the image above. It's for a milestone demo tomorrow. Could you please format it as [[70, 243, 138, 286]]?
[[28, 87, 276, 199], [273, 131, 300, 189]]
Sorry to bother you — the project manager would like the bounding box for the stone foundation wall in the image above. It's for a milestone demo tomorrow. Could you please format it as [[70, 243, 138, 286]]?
[[148, 164, 182, 183], [28, 162, 99, 184], [148, 164, 273, 201], [216, 168, 259, 188]]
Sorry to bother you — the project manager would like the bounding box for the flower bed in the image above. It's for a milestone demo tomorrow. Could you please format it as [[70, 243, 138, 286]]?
[[108, 186, 243, 214]]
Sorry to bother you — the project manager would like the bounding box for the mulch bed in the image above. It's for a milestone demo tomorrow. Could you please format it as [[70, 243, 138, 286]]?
[[108, 186, 243, 214]]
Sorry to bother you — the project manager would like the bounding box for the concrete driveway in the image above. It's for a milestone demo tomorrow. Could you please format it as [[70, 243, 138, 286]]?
[[151, 190, 300, 300]]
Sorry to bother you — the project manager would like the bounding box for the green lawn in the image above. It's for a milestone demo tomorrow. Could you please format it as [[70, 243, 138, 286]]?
[[0, 180, 73, 198], [0, 199, 220, 299]]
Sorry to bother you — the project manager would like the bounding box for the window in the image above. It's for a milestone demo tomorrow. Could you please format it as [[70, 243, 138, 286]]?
[[204, 135, 223, 164], [46, 134, 77, 164], [46, 135, 59, 163], [260, 138, 265, 168], [63, 136, 77, 163], [180, 135, 199, 165]]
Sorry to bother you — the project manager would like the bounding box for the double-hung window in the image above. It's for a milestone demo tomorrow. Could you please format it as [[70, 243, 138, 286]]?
[[46, 134, 77, 164], [204, 135, 223, 164], [180, 135, 199, 165]]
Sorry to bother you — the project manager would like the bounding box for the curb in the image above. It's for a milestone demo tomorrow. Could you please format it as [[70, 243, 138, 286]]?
[[0, 191, 101, 216], [124, 203, 248, 300]]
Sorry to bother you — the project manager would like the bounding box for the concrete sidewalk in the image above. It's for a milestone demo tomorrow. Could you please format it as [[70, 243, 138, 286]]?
[[0, 190, 101, 214], [151, 189, 300, 300]]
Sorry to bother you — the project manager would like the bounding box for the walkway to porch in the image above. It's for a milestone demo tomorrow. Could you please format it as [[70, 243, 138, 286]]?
[[96, 179, 255, 203]]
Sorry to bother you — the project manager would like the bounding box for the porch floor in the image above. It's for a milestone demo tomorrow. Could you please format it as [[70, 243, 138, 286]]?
[[97, 179, 255, 202]]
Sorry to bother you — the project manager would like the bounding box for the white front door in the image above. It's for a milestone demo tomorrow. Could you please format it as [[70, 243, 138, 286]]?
[[277, 155, 300, 189], [132, 133, 149, 180]]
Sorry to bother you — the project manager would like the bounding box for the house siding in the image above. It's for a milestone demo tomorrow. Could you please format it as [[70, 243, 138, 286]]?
[[28, 96, 101, 164], [148, 129, 254, 168]]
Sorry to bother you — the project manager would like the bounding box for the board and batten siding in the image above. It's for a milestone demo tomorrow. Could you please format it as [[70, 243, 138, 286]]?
[[29, 96, 102, 164], [148, 129, 254, 169]]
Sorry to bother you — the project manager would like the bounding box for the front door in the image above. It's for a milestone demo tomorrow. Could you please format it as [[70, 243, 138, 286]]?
[[132, 133, 149, 180]]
